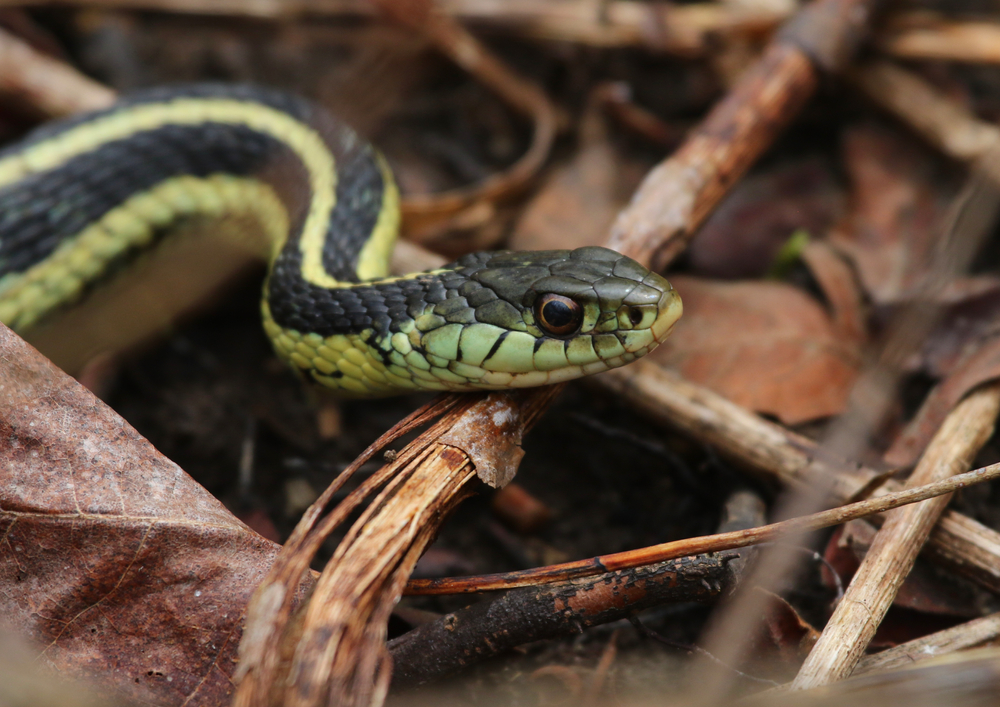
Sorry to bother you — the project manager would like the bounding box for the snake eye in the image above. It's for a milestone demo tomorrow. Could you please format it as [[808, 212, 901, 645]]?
[[535, 294, 583, 337]]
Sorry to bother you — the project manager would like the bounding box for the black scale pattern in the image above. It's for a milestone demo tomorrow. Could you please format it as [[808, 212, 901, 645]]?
[[0, 83, 413, 341], [0, 122, 278, 277]]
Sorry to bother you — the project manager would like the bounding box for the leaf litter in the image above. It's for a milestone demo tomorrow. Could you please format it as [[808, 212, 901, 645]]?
[[7, 2, 1000, 706], [0, 324, 307, 706]]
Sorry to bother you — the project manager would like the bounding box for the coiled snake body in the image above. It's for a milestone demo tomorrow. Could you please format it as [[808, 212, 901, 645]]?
[[0, 85, 682, 396]]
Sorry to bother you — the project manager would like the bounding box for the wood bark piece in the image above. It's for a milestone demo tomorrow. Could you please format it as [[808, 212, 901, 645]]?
[[233, 390, 561, 707], [597, 363, 1000, 591], [233, 396, 470, 707], [389, 490, 766, 688], [791, 383, 1000, 689], [282, 444, 476, 707]]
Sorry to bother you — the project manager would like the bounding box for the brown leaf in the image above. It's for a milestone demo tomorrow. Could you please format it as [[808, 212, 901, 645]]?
[[509, 132, 627, 252], [830, 123, 953, 303], [824, 522, 980, 618], [650, 275, 863, 424], [688, 158, 843, 279], [800, 240, 866, 343], [882, 277, 1000, 467], [0, 324, 301, 706], [755, 588, 820, 664], [886, 335, 1000, 467], [913, 276, 1000, 378]]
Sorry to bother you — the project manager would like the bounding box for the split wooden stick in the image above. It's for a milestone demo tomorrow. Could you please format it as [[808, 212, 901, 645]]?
[[791, 383, 1000, 689]]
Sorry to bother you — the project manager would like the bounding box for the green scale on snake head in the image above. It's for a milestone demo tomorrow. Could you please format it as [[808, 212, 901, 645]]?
[[0, 84, 682, 397]]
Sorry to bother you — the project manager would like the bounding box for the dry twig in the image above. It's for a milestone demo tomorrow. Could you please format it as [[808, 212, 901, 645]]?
[[0, 24, 114, 115], [389, 490, 765, 687], [605, 0, 874, 271], [598, 364, 1000, 591], [791, 383, 1000, 688], [405, 458, 1000, 594], [371, 0, 558, 237], [854, 612, 1000, 676]]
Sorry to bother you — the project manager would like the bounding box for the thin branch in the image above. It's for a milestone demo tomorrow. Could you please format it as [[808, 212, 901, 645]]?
[[0, 25, 114, 115], [791, 383, 1000, 689], [405, 457, 1000, 594], [390, 490, 765, 688]]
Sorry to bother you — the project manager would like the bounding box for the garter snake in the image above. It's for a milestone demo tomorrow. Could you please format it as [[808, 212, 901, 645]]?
[[0, 85, 682, 396]]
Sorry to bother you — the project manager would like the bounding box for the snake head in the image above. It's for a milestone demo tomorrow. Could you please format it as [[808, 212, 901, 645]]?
[[412, 245, 682, 390]]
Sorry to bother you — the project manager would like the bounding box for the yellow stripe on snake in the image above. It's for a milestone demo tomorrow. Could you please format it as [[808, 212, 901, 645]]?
[[0, 84, 682, 396]]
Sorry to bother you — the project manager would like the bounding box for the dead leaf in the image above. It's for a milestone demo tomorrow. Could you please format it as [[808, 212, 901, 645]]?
[[0, 323, 305, 706], [823, 522, 981, 618], [911, 277, 1000, 378], [650, 275, 863, 424], [886, 335, 1000, 467], [830, 123, 954, 303], [509, 130, 627, 253], [755, 588, 820, 664], [688, 158, 843, 279], [800, 240, 866, 343]]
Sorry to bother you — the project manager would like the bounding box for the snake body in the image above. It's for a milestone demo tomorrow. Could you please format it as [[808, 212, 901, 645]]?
[[0, 85, 682, 396]]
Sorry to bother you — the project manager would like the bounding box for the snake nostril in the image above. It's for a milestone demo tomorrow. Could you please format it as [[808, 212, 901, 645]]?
[[629, 307, 643, 326]]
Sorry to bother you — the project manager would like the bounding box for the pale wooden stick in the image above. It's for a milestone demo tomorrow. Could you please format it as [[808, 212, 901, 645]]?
[[791, 383, 1000, 689], [854, 612, 1000, 676], [0, 25, 114, 116], [850, 61, 1000, 176], [880, 19, 1000, 65]]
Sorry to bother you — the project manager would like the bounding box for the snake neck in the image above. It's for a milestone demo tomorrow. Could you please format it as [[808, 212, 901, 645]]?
[[0, 84, 399, 336], [0, 83, 683, 397]]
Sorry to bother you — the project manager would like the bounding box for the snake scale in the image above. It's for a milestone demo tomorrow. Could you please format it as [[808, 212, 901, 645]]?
[[0, 84, 682, 396]]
